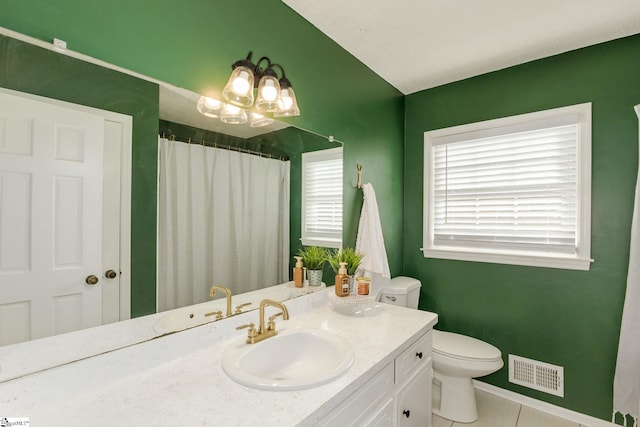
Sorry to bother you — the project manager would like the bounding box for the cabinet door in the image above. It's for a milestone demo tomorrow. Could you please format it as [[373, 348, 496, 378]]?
[[362, 397, 394, 427], [314, 363, 394, 427], [395, 360, 432, 427]]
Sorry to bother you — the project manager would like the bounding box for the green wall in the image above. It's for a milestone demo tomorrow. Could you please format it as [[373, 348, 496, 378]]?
[[404, 34, 640, 420], [0, 35, 159, 317], [0, 0, 404, 312], [7, 0, 631, 420]]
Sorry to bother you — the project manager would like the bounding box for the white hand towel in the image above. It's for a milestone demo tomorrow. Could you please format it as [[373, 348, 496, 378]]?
[[356, 183, 391, 298]]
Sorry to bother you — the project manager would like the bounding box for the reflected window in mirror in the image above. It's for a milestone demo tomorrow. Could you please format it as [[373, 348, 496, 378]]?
[[301, 147, 343, 248]]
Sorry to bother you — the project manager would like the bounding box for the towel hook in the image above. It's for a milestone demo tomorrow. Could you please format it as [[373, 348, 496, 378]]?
[[357, 164, 363, 189]]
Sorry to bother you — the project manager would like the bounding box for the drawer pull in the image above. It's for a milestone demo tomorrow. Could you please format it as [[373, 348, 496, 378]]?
[[416, 351, 423, 359], [403, 409, 411, 418]]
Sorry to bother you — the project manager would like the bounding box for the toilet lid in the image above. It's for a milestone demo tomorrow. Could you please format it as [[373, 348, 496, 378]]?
[[433, 330, 501, 361]]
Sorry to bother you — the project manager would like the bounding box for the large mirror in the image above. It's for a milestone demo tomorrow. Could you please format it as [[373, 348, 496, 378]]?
[[155, 83, 343, 314], [0, 32, 343, 380]]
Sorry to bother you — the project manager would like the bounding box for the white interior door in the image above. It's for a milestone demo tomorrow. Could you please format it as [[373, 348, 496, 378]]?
[[101, 119, 124, 325], [0, 91, 114, 345]]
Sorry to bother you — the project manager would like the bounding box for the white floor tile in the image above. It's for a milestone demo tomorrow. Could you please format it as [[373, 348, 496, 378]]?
[[451, 390, 521, 427], [516, 405, 580, 427], [432, 414, 453, 427], [430, 389, 581, 427]]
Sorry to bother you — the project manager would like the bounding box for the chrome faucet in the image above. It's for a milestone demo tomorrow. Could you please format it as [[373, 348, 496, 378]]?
[[237, 299, 289, 344], [209, 285, 232, 317]]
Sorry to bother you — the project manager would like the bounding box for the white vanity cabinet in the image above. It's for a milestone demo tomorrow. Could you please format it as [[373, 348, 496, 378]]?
[[396, 362, 432, 426], [395, 331, 433, 427], [1, 290, 438, 426], [315, 330, 433, 427]]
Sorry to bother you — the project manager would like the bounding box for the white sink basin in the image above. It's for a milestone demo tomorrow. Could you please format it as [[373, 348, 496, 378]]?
[[222, 328, 354, 391]]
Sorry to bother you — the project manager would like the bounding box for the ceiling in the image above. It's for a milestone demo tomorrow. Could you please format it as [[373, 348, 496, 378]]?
[[282, 0, 640, 94]]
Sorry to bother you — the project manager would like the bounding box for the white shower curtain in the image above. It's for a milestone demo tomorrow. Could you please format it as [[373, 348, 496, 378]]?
[[157, 137, 290, 312], [613, 105, 640, 426]]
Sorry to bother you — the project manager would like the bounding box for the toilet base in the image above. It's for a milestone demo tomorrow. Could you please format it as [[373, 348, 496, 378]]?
[[432, 371, 478, 423]]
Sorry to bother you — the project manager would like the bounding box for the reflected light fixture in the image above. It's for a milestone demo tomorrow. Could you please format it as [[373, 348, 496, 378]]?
[[196, 96, 222, 118], [249, 112, 274, 128], [220, 103, 248, 124], [222, 51, 301, 118]]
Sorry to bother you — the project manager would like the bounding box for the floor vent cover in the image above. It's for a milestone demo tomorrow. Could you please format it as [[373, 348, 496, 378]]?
[[508, 354, 564, 397]]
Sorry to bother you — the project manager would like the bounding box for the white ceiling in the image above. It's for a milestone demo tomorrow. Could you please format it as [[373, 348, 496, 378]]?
[[282, 0, 640, 94]]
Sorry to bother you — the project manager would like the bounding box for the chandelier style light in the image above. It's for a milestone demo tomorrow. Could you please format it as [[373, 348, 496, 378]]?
[[196, 51, 300, 127]]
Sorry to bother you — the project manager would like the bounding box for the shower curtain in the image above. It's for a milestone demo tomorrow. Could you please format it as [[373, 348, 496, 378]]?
[[157, 137, 290, 312], [613, 105, 640, 426]]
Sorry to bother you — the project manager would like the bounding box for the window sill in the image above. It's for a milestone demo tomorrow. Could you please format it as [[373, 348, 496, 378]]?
[[421, 247, 592, 271], [301, 237, 342, 249]]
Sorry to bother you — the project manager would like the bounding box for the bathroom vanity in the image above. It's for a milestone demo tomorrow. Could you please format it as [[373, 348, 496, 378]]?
[[316, 328, 433, 426], [0, 289, 437, 426]]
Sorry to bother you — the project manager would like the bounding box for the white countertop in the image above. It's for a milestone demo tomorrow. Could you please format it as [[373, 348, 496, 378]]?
[[0, 289, 437, 426], [0, 281, 325, 382]]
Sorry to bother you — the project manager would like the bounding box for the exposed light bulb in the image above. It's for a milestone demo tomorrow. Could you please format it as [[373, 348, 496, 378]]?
[[250, 112, 274, 128], [225, 104, 241, 114], [232, 71, 251, 95], [261, 81, 278, 102], [279, 93, 293, 111], [220, 103, 248, 124], [204, 97, 221, 108], [197, 96, 222, 118]]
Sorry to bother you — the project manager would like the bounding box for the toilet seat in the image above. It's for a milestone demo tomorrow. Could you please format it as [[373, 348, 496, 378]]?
[[433, 330, 501, 362]]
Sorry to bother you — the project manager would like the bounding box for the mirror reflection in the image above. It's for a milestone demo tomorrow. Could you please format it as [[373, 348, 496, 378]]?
[[0, 32, 343, 356], [156, 85, 343, 313]]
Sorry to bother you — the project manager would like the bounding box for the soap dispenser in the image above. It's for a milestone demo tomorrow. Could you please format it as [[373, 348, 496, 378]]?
[[293, 256, 304, 288], [335, 261, 350, 297]]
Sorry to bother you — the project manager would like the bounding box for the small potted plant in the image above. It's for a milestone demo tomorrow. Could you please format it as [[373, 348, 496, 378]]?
[[329, 247, 364, 292], [297, 246, 329, 286]]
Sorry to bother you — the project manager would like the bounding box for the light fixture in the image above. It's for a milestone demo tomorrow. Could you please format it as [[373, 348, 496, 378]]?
[[196, 96, 222, 118], [274, 76, 300, 118], [220, 103, 248, 124], [221, 51, 301, 118], [250, 112, 274, 128]]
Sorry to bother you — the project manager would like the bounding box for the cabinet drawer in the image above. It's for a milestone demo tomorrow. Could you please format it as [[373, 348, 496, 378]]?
[[315, 362, 394, 427], [395, 331, 432, 384]]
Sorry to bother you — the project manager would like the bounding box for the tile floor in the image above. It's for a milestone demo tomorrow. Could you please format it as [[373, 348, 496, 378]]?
[[432, 390, 589, 427]]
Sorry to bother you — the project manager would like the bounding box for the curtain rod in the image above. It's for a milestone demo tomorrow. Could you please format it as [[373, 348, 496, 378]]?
[[160, 133, 289, 161]]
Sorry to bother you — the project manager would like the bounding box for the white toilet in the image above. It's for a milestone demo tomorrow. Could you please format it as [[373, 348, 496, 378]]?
[[379, 276, 504, 423]]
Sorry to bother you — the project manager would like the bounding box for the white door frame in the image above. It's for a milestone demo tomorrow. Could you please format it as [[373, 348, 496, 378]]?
[[0, 87, 133, 321]]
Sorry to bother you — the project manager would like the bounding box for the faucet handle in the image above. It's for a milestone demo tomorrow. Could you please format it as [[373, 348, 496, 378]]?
[[268, 312, 284, 322], [237, 322, 255, 331], [204, 310, 223, 320], [234, 302, 252, 314], [267, 312, 284, 331], [237, 322, 257, 343]]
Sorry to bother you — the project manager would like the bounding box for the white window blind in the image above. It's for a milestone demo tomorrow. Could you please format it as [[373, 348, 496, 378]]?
[[424, 103, 592, 270], [301, 147, 343, 248]]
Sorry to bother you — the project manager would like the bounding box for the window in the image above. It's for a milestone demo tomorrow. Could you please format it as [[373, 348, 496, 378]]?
[[301, 147, 343, 248], [423, 103, 592, 270]]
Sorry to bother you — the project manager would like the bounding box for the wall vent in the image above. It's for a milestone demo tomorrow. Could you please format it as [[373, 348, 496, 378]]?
[[508, 354, 564, 397]]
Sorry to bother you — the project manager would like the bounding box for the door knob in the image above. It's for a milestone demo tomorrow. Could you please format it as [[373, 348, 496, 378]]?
[[85, 275, 99, 285], [105, 270, 118, 279]]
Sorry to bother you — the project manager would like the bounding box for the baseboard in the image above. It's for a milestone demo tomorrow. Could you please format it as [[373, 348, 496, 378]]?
[[473, 380, 616, 427]]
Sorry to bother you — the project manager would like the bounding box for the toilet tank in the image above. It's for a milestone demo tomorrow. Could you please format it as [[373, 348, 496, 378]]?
[[379, 276, 422, 309]]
